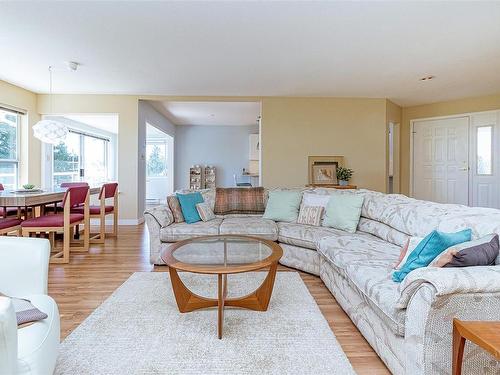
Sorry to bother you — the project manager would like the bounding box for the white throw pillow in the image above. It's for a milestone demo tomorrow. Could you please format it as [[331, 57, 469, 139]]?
[[301, 192, 331, 208], [394, 236, 423, 270]]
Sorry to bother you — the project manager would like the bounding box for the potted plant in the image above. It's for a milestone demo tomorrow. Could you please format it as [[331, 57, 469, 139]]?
[[336, 167, 353, 186]]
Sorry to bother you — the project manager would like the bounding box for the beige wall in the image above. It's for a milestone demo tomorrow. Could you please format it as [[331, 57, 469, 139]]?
[[0, 80, 41, 186], [386, 100, 402, 193], [37, 94, 140, 221], [401, 93, 500, 195], [260, 97, 388, 192]]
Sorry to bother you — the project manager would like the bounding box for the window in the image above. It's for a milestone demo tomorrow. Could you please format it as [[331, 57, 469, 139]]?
[[0, 108, 20, 189], [53, 130, 109, 187], [477, 126, 493, 175], [146, 141, 167, 177]]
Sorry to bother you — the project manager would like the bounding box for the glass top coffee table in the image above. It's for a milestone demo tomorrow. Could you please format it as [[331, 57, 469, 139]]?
[[161, 235, 283, 339]]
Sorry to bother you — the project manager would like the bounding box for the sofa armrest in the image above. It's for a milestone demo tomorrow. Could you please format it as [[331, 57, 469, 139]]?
[[0, 237, 50, 297], [396, 266, 500, 309], [144, 205, 173, 265], [144, 205, 174, 228], [0, 297, 17, 375], [404, 283, 500, 375]]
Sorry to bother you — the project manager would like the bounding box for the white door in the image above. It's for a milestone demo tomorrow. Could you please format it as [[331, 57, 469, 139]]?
[[470, 111, 499, 208], [413, 117, 469, 205]]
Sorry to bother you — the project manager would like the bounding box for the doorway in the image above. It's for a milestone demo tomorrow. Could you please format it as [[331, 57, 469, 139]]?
[[411, 110, 500, 208], [145, 123, 174, 207]]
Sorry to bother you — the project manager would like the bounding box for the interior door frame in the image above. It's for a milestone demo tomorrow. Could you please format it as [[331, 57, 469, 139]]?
[[409, 112, 481, 202]]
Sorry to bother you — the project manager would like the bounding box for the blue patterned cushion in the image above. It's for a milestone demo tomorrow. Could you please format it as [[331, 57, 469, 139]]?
[[176, 192, 204, 224]]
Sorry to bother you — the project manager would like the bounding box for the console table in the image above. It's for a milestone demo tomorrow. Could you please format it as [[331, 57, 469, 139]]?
[[305, 184, 357, 189]]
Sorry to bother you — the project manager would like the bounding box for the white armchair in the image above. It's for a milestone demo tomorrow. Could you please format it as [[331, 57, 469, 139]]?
[[0, 237, 60, 375]]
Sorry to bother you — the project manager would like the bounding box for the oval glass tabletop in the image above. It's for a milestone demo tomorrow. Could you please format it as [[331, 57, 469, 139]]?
[[161, 235, 282, 274]]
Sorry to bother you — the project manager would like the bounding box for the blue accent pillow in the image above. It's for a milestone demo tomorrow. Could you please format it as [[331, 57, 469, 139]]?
[[392, 229, 472, 282], [176, 192, 204, 224]]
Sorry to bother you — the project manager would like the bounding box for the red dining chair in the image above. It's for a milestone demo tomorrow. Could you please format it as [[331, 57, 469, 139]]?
[[0, 217, 22, 236], [45, 182, 90, 214], [71, 183, 118, 243], [0, 184, 19, 218], [21, 186, 90, 264]]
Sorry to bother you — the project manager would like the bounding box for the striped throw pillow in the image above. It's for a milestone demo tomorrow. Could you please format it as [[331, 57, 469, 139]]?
[[167, 195, 184, 223], [297, 205, 323, 226], [196, 202, 216, 222]]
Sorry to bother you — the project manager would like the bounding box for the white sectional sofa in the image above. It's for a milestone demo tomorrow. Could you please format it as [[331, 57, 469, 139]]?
[[144, 188, 500, 374]]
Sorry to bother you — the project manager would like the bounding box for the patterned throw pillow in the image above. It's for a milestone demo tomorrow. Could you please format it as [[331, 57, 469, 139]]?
[[214, 187, 266, 214], [196, 202, 216, 222], [297, 205, 323, 226], [167, 195, 184, 223]]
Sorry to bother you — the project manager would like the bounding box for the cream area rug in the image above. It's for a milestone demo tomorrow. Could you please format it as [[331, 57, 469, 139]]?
[[55, 272, 355, 374]]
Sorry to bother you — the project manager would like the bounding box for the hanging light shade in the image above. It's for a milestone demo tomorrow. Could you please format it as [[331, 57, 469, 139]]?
[[33, 119, 68, 144], [32, 65, 69, 144]]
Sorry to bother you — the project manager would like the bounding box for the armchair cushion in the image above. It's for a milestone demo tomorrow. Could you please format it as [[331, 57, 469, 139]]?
[[144, 205, 174, 228], [396, 266, 500, 309]]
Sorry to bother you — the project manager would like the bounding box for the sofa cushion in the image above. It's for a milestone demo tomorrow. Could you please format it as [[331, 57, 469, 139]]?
[[317, 233, 401, 276], [219, 217, 278, 241], [317, 234, 405, 336], [159, 218, 223, 242], [357, 218, 409, 247], [277, 222, 347, 250], [344, 262, 406, 337]]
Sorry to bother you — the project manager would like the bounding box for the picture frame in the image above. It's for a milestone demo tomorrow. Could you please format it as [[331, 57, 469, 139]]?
[[308, 156, 344, 185]]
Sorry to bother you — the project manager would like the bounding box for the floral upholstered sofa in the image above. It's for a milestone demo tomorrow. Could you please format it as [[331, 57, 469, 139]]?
[[144, 188, 500, 375]]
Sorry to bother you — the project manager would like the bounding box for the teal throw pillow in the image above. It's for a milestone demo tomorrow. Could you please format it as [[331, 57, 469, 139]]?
[[392, 229, 472, 282], [323, 193, 364, 233], [176, 192, 204, 224], [263, 190, 302, 222]]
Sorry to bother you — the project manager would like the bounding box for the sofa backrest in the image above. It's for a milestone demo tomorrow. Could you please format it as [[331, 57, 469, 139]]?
[[359, 189, 500, 240]]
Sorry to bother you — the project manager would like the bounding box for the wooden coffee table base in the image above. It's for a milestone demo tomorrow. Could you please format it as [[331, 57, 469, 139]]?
[[168, 262, 279, 339]]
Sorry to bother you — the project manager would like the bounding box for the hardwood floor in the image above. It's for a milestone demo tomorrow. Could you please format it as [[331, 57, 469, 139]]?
[[48, 225, 390, 374]]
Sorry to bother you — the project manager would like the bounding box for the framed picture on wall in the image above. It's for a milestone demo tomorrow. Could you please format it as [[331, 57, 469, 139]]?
[[308, 156, 344, 185]]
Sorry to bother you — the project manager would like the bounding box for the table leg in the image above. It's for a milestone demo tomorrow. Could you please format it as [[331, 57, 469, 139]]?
[[453, 320, 466, 375], [217, 273, 227, 339]]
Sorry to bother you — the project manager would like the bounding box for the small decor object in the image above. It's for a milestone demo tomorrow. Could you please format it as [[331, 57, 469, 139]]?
[[262, 190, 303, 222], [22, 184, 36, 190], [297, 205, 324, 226], [323, 193, 364, 233], [204, 166, 216, 189], [189, 165, 203, 190], [392, 229, 472, 282], [176, 192, 204, 224], [196, 202, 216, 222], [336, 167, 353, 186], [308, 156, 344, 185]]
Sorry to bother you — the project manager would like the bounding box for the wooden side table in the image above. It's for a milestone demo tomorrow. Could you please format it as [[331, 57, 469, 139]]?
[[305, 184, 357, 189], [452, 318, 500, 375]]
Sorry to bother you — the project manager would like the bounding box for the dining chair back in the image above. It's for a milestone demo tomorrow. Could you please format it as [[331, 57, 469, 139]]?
[[60, 182, 89, 188]]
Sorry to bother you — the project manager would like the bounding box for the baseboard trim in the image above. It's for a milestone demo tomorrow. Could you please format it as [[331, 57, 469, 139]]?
[[89, 218, 144, 226]]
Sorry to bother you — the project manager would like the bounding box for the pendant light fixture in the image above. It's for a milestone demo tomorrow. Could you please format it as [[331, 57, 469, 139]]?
[[33, 66, 69, 144]]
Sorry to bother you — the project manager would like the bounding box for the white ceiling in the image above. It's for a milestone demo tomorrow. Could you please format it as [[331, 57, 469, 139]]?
[[154, 101, 261, 126], [62, 114, 119, 134], [1, 2, 500, 106]]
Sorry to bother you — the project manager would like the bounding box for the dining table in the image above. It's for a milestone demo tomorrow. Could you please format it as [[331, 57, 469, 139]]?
[[0, 187, 101, 218]]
